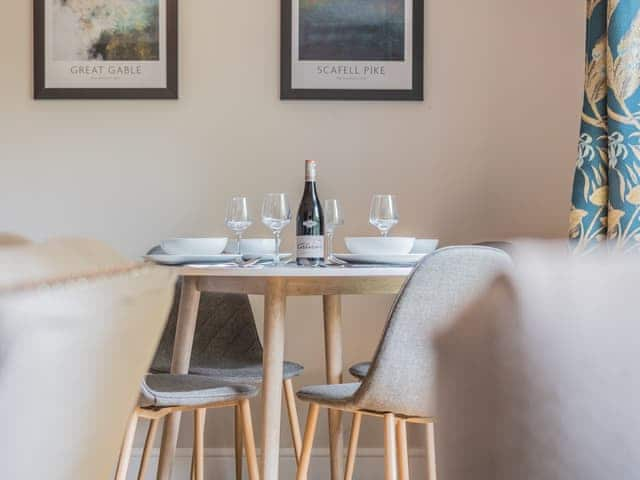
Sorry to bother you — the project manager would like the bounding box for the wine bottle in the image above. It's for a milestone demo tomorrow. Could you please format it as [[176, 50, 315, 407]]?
[[296, 160, 325, 266]]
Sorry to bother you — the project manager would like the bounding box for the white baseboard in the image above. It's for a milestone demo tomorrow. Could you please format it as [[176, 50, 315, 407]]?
[[127, 447, 426, 480]]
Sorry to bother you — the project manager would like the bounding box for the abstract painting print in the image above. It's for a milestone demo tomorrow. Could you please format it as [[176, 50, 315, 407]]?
[[53, 0, 160, 61], [299, 0, 405, 61]]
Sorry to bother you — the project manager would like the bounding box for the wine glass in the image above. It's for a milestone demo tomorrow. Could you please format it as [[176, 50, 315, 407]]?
[[324, 199, 344, 260], [369, 194, 399, 236], [225, 196, 252, 254], [261, 193, 291, 265]]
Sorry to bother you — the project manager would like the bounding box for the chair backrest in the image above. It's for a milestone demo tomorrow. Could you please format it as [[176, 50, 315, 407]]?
[[0, 239, 176, 480], [434, 243, 640, 480], [354, 246, 512, 418], [474, 240, 513, 254], [151, 283, 263, 373]]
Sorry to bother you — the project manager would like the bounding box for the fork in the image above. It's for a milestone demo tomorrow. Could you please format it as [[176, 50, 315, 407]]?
[[235, 257, 263, 267]]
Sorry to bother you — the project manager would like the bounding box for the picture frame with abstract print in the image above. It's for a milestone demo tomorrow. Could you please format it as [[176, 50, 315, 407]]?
[[281, 0, 423, 100], [34, 0, 178, 99]]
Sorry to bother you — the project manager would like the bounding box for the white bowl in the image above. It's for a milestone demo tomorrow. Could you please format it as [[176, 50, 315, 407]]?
[[161, 238, 228, 255], [411, 239, 440, 254], [345, 237, 415, 255], [226, 238, 276, 256]]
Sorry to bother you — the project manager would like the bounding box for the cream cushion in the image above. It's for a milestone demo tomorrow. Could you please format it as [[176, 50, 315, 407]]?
[[0, 237, 134, 290], [0, 238, 176, 480], [0, 233, 30, 247]]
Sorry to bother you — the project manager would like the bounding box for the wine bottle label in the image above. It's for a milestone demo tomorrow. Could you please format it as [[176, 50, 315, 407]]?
[[297, 235, 324, 258]]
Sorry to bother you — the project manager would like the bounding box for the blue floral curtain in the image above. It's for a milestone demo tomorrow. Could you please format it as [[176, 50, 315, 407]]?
[[570, 0, 640, 253]]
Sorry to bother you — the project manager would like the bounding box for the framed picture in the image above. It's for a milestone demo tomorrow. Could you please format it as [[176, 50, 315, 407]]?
[[281, 0, 423, 101], [34, 0, 178, 99]]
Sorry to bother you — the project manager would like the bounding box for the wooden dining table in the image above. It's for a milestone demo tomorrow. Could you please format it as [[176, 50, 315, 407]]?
[[154, 263, 413, 480]]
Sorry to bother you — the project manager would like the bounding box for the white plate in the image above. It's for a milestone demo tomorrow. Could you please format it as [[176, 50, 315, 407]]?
[[145, 253, 241, 266], [247, 253, 292, 261], [410, 239, 440, 254], [144, 253, 292, 266], [334, 253, 426, 266]]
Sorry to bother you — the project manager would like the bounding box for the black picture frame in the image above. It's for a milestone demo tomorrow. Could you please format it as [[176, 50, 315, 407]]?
[[281, 0, 423, 101], [34, 0, 178, 100]]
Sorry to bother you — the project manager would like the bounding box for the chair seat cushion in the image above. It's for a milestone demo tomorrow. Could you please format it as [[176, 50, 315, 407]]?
[[140, 374, 258, 408], [348, 362, 371, 379], [296, 383, 361, 407], [152, 360, 304, 384]]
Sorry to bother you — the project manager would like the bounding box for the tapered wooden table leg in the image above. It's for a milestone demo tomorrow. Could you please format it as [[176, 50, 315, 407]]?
[[261, 278, 287, 480], [157, 278, 201, 480], [323, 294, 344, 480]]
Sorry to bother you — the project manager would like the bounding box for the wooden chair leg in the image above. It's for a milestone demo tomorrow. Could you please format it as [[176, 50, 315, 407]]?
[[296, 403, 321, 480], [114, 411, 139, 480], [344, 412, 362, 480], [383, 414, 398, 480], [425, 422, 437, 480], [193, 409, 206, 480], [396, 419, 409, 480], [238, 399, 260, 480], [190, 443, 195, 480], [235, 405, 244, 480], [137, 419, 160, 480], [283, 378, 303, 464]]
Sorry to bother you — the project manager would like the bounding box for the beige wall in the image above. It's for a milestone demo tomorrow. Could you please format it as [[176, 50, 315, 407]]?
[[0, 0, 584, 453]]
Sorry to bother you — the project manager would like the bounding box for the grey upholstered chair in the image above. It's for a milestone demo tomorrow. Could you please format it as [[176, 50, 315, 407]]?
[[150, 284, 305, 475], [348, 241, 513, 380], [472, 240, 513, 254], [115, 374, 260, 480], [295, 246, 512, 480]]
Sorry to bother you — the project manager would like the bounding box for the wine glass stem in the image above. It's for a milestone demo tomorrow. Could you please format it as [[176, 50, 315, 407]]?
[[327, 232, 334, 259], [236, 232, 242, 255], [274, 231, 281, 266]]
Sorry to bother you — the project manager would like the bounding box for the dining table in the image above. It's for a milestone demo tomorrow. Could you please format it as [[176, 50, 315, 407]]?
[[154, 262, 414, 480]]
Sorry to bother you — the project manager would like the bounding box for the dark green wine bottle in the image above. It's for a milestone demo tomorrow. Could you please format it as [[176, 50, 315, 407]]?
[[296, 160, 324, 266]]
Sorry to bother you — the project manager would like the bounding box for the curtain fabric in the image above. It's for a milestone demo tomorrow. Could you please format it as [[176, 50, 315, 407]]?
[[570, 0, 640, 253]]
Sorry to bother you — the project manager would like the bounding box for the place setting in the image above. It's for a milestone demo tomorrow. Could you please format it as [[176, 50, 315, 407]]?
[[144, 195, 295, 268], [329, 194, 439, 267], [145, 163, 438, 270]]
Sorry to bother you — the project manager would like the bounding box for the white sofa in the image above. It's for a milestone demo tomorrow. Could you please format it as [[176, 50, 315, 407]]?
[[435, 243, 640, 480], [0, 238, 176, 480]]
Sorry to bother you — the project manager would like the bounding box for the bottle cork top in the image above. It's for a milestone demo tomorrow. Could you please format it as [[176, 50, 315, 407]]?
[[305, 160, 317, 181]]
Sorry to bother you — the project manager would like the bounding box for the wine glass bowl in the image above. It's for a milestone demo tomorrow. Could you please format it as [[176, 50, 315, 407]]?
[[225, 196, 252, 254], [369, 194, 399, 237], [324, 199, 344, 233], [323, 199, 344, 260], [262, 193, 292, 265]]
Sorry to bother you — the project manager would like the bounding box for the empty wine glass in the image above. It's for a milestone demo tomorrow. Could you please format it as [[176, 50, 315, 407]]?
[[261, 193, 291, 265], [324, 199, 344, 260], [369, 194, 399, 236], [225, 196, 252, 254]]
